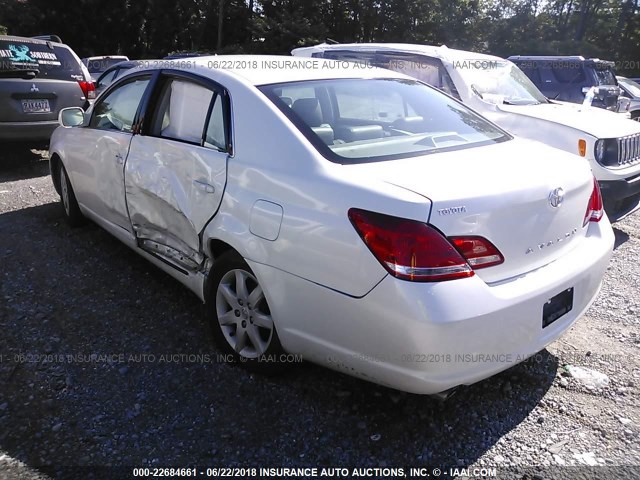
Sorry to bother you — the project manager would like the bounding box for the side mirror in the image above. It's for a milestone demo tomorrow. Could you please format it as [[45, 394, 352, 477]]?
[[59, 107, 85, 127]]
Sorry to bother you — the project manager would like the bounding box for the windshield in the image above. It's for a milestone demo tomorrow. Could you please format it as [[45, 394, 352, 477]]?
[[619, 77, 640, 98], [0, 39, 84, 80], [260, 78, 509, 164], [455, 60, 548, 105], [594, 67, 616, 86]]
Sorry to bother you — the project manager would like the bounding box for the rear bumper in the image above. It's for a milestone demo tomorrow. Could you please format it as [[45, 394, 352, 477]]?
[[251, 217, 614, 394], [600, 174, 640, 221], [0, 120, 58, 143]]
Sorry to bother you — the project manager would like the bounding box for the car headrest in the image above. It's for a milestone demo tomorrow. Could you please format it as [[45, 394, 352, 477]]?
[[292, 98, 323, 127]]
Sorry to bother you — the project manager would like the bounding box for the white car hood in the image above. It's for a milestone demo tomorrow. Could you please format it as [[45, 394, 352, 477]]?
[[497, 102, 640, 138]]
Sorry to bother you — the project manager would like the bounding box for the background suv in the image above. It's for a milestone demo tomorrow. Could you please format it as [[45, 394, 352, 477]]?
[[508, 55, 621, 112], [0, 35, 95, 146]]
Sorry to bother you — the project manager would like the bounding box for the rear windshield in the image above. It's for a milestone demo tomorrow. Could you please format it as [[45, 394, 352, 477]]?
[[0, 39, 84, 81], [260, 78, 509, 164], [86, 57, 128, 73]]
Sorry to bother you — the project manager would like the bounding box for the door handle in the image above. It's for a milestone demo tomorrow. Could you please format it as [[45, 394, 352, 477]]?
[[193, 180, 215, 194], [115, 153, 124, 165]]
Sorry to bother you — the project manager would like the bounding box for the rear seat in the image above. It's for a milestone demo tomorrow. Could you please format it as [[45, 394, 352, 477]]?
[[334, 125, 384, 142]]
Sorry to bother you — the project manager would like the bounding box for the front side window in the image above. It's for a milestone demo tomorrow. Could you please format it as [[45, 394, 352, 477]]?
[[456, 60, 548, 105], [150, 78, 214, 144], [90, 76, 150, 132], [261, 78, 509, 164]]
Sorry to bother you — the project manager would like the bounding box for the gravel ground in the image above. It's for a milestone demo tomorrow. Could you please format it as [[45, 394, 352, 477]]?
[[0, 147, 638, 480]]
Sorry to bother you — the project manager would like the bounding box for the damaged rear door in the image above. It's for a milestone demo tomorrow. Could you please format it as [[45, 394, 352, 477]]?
[[124, 71, 230, 271]]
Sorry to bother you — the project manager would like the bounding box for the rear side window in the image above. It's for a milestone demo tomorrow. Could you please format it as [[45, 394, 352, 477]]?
[[204, 96, 227, 151], [90, 77, 150, 133], [150, 78, 214, 144], [0, 39, 84, 81]]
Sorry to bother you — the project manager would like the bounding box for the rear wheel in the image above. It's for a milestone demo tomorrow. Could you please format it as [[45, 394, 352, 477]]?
[[206, 251, 287, 373], [59, 163, 84, 227]]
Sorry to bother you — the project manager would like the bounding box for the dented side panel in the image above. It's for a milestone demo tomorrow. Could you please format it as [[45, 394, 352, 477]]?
[[124, 135, 227, 267]]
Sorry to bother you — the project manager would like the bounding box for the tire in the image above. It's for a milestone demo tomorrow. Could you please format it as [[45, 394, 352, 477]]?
[[206, 251, 287, 374], [632, 112, 640, 122], [59, 163, 85, 227]]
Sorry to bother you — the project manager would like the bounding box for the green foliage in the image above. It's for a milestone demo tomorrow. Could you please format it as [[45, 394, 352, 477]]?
[[0, 0, 638, 74], [0, 25, 6, 35]]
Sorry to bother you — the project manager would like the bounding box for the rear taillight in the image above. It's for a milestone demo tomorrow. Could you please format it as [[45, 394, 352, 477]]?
[[78, 80, 96, 100], [449, 236, 504, 269], [584, 177, 604, 226], [349, 208, 503, 282]]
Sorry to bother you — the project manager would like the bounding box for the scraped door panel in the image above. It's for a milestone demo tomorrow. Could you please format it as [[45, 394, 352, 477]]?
[[125, 138, 227, 268], [124, 77, 228, 270]]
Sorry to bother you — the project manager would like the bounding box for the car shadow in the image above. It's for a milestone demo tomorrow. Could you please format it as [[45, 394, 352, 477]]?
[[0, 146, 50, 183], [613, 227, 630, 250], [0, 202, 556, 477]]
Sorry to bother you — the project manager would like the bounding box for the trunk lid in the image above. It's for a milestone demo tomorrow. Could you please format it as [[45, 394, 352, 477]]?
[[344, 139, 594, 283]]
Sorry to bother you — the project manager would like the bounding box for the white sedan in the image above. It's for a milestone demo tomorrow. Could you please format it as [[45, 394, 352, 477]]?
[[49, 56, 614, 395]]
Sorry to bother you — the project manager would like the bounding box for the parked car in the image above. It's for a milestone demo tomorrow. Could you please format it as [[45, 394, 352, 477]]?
[[94, 60, 138, 95], [0, 34, 94, 145], [508, 55, 621, 112], [292, 44, 640, 221], [49, 56, 613, 395], [81, 55, 129, 82], [617, 76, 640, 121], [164, 52, 213, 60]]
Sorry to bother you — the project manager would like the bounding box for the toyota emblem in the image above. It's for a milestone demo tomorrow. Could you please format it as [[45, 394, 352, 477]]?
[[548, 188, 564, 208]]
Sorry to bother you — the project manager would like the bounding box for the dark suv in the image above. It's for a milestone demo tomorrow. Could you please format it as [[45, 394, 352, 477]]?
[[508, 55, 621, 112], [0, 35, 95, 145]]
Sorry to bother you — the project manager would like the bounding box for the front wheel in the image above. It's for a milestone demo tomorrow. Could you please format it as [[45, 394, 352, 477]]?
[[206, 251, 287, 373]]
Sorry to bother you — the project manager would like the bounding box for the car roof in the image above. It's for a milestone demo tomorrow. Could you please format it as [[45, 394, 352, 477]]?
[[127, 55, 413, 86], [0, 34, 66, 48], [508, 55, 614, 66], [83, 55, 129, 61], [291, 43, 503, 64]]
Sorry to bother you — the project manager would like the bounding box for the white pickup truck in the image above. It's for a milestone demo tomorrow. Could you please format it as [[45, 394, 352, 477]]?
[[292, 43, 640, 221]]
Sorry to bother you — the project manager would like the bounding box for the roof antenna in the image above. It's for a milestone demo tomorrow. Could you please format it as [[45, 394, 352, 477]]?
[[326, 38, 339, 44]]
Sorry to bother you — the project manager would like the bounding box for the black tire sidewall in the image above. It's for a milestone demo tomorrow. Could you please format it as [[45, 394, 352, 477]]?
[[59, 163, 84, 227]]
